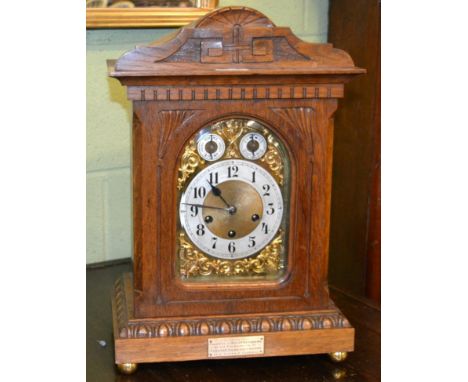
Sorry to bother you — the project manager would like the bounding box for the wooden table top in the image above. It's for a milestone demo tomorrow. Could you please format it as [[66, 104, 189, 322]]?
[[87, 260, 380, 381]]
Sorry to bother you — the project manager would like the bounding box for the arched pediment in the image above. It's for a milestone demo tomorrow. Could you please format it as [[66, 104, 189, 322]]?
[[111, 6, 364, 77]]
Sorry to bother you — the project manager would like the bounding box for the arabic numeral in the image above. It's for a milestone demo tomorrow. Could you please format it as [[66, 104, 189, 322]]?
[[227, 165, 239, 178], [193, 186, 207, 199], [251, 171, 256, 183], [262, 222, 269, 234], [266, 203, 275, 215], [211, 237, 217, 249], [262, 184, 270, 196], [248, 236, 256, 248], [190, 205, 198, 217], [228, 241, 236, 254], [196, 224, 205, 236], [209, 172, 219, 185]]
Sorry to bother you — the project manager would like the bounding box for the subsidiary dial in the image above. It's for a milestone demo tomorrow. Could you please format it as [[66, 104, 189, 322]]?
[[197, 133, 225, 161], [240, 133, 267, 160]]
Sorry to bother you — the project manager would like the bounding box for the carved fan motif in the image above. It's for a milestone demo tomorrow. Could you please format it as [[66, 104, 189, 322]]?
[[195, 7, 275, 28], [157, 110, 197, 159], [272, 107, 315, 155]]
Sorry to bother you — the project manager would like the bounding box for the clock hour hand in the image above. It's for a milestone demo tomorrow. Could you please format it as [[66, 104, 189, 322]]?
[[207, 181, 230, 207], [207, 181, 236, 215], [181, 203, 229, 212]]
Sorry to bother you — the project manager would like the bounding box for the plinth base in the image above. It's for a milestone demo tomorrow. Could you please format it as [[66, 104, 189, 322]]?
[[112, 274, 354, 365]]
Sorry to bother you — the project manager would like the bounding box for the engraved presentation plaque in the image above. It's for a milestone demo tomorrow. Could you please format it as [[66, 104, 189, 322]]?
[[208, 336, 265, 358]]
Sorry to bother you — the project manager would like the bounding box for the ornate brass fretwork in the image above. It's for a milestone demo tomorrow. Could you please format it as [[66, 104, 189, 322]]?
[[177, 139, 205, 190], [260, 133, 284, 186], [177, 119, 284, 190], [179, 230, 283, 278], [212, 119, 244, 158]]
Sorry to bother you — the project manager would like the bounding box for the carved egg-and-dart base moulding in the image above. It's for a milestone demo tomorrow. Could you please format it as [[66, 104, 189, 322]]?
[[108, 6, 365, 374]]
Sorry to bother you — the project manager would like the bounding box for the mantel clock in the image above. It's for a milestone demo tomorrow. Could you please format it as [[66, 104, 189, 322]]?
[[108, 6, 365, 374]]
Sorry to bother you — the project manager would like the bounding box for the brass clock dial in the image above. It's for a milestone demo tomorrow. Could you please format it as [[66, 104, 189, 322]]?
[[179, 159, 283, 259]]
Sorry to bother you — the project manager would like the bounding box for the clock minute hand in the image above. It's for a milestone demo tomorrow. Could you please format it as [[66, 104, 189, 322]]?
[[181, 203, 229, 212]]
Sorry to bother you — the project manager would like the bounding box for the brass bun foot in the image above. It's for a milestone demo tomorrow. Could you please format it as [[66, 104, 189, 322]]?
[[328, 351, 348, 363], [117, 362, 138, 375], [331, 368, 347, 379]]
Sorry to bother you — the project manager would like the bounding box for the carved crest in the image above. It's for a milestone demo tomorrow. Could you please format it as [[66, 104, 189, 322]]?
[[110, 6, 364, 76]]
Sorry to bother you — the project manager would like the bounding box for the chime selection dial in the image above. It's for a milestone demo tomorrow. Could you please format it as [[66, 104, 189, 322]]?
[[197, 133, 225, 161], [240, 132, 267, 160], [179, 159, 283, 259]]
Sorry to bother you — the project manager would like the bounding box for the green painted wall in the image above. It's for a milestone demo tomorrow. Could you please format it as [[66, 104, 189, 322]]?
[[86, 0, 329, 263]]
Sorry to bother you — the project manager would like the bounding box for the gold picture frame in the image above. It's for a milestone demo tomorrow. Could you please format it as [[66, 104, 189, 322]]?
[[87, 0, 219, 29]]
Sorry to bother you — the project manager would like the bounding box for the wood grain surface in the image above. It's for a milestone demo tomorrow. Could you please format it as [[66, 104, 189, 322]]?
[[112, 273, 354, 363], [126, 98, 342, 319], [87, 260, 381, 381], [109, 6, 364, 77], [114, 329, 354, 364]]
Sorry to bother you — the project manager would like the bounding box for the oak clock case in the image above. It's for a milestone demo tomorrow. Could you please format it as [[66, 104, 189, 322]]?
[[108, 5, 365, 374]]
